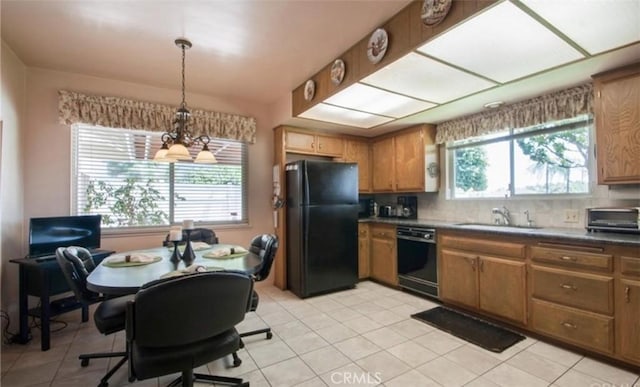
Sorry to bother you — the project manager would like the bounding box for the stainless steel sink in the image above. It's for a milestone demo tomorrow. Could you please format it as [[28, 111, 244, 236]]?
[[455, 222, 542, 230]]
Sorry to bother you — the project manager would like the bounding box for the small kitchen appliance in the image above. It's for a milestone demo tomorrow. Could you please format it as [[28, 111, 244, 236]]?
[[586, 207, 640, 234], [397, 196, 418, 219]]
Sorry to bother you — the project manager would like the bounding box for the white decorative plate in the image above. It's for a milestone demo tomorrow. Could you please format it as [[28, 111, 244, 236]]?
[[304, 79, 315, 101], [330, 59, 345, 85], [367, 28, 388, 64], [421, 0, 452, 26]]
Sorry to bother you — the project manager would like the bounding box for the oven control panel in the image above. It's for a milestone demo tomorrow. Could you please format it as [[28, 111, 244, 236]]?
[[396, 226, 436, 242]]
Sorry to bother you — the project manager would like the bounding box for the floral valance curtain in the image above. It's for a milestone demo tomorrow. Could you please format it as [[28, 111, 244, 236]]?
[[58, 90, 257, 144], [435, 83, 593, 144]]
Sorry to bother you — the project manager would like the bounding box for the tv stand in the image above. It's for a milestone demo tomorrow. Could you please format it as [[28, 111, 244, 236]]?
[[10, 249, 114, 351]]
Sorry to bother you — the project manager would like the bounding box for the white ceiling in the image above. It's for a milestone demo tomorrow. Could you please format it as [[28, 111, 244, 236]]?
[[2, 0, 640, 138], [0, 0, 411, 105]]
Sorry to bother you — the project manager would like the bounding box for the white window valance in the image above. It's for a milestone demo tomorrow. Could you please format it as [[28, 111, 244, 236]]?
[[58, 90, 256, 144], [435, 83, 593, 144]]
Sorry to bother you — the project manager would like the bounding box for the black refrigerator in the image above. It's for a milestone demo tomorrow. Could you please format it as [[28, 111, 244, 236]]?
[[286, 160, 359, 298]]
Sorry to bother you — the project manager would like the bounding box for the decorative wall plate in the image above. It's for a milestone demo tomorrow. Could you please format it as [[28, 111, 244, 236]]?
[[304, 79, 315, 101], [330, 59, 346, 85], [367, 28, 388, 64], [421, 0, 452, 26]]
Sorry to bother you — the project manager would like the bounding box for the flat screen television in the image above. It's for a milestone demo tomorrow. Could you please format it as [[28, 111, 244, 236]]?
[[28, 215, 102, 257]]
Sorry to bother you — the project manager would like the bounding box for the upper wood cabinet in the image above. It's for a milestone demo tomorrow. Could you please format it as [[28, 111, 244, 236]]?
[[285, 129, 344, 157], [593, 62, 640, 184], [371, 124, 439, 193], [371, 137, 395, 192], [344, 138, 371, 193]]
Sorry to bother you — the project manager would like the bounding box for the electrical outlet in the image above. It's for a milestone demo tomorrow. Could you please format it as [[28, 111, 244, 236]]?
[[564, 209, 579, 223]]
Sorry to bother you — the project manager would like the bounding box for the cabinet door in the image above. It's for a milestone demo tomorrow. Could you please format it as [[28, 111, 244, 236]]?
[[285, 131, 316, 153], [479, 256, 527, 324], [617, 279, 640, 363], [394, 130, 424, 191], [316, 134, 344, 157], [370, 238, 397, 286], [371, 137, 395, 192], [358, 224, 370, 279], [594, 67, 640, 184], [345, 140, 371, 192], [440, 248, 478, 308]]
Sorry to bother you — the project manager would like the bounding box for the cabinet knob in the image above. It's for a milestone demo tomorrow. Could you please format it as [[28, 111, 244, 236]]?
[[625, 286, 631, 303], [561, 321, 577, 329], [560, 255, 577, 262]]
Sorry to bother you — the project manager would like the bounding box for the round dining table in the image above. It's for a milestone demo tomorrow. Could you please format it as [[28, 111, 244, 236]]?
[[87, 245, 262, 296]]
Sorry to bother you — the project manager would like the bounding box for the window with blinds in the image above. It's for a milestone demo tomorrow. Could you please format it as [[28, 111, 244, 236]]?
[[72, 125, 248, 228]]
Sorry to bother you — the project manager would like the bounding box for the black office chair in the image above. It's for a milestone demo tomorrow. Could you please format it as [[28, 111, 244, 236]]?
[[125, 271, 252, 387], [55, 246, 133, 387], [239, 234, 279, 341], [162, 227, 218, 247]]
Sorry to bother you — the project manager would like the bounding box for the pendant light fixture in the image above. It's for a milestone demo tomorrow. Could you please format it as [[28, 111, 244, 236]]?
[[154, 38, 217, 164]]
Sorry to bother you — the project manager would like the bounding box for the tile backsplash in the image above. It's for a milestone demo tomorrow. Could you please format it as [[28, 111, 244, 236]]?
[[374, 184, 640, 229]]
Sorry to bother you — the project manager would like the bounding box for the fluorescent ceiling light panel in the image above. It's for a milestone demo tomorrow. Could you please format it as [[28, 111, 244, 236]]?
[[324, 83, 436, 118], [418, 1, 584, 83], [521, 0, 640, 55], [298, 103, 394, 128], [362, 52, 496, 103]]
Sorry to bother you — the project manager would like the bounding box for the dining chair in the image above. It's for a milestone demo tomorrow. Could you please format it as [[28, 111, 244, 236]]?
[[239, 234, 279, 341], [162, 227, 218, 246], [55, 246, 134, 387], [125, 271, 252, 387]]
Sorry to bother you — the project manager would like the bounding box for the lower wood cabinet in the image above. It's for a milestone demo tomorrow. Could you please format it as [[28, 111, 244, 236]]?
[[439, 233, 527, 325], [531, 299, 614, 354], [369, 223, 397, 286], [616, 254, 640, 363], [358, 224, 370, 279]]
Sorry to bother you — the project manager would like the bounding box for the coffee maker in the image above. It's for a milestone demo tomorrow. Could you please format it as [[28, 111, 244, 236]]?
[[397, 196, 417, 219]]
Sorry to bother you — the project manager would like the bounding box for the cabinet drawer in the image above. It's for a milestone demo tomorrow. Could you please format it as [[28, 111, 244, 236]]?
[[358, 224, 369, 238], [621, 256, 640, 278], [532, 299, 613, 354], [440, 235, 525, 258], [530, 246, 612, 272], [370, 224, 395, 240], [531, 266, 613, 315]]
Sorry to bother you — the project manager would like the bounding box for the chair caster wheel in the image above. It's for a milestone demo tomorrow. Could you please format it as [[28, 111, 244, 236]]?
[[129, 376, 136, 383], [233, 357, 242, 367], [266, 332, 273, 339], [81, 359, 89, 367]]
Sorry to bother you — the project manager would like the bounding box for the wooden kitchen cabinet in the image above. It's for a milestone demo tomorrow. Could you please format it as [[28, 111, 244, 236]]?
[[369, 223, 397, 286], [593, 62, 640, 184], [344, 139, 371, 193], [371, 124, 438, 193], [616, 253, 640, 363], [285, 129, 344, 157], [371, 137, 394, 192], [358, 223, 370, 279], [439, 232, 527, 324], [394, 129, 425, 191], [530, 241, 615, 355]]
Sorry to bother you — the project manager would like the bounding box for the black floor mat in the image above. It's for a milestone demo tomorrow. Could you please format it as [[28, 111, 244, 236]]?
[[411, 306, 525, 353]]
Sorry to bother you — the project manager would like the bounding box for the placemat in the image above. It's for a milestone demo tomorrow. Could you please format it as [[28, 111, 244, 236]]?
[[103, 256, 162, 268], [160, 266, 224, 278], [202, 245, 248, 259]]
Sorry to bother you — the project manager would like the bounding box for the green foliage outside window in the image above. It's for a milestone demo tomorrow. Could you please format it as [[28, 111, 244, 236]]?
[[455, 147, 488, 192]]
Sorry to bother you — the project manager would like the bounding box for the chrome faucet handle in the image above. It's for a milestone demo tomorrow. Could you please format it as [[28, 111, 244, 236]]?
[[524, 210, 534, 227]]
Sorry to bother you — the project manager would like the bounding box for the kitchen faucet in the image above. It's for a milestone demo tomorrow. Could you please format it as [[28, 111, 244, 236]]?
[[492, 206, 511, 225]]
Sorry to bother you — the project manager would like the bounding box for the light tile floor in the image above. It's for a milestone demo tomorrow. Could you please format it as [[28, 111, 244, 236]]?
[[2, 280, 638, 387]]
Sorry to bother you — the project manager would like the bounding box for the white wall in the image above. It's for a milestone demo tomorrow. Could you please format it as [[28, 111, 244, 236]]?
[[1, 42, 27, 320]]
